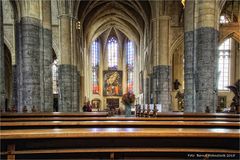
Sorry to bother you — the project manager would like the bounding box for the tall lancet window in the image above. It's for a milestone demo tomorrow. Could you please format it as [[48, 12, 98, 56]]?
[[218, 38, 231, 90], [91, 39, 100, 94], [108, 37, 118, 69], [127, 40, 135, 92], [52, 59, 59, 94]]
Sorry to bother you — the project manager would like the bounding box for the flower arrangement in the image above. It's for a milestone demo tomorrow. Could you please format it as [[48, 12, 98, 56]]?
[[122, 92, 135, 105]]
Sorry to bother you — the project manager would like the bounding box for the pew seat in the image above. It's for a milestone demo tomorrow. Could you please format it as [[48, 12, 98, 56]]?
[[1, 112, 239, 159], [1, 127, 239, 159]]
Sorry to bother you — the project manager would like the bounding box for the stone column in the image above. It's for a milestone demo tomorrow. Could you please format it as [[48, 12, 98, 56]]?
[[12, 64, 17, 108], [184, 1, 218, 113], [195, 1, 218, 112], [0, 0, 5, 111], [71, 18, 79, 112], [40, 0, 53, 112], [16, 1, 41, 112], [184, 0, 196, 112], [58, 14, 74, 112], [152, 15, 172, 112]]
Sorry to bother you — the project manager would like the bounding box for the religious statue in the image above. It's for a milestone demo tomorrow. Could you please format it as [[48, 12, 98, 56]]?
[[205, 106, 210, 113], [175, 91, 184, 111], [227, 80, 240, 114], [173, 79, 181, 90], [23, 106, 28, 112]]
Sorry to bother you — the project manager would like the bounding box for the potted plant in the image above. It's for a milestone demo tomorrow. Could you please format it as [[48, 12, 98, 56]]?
[[122, 92, 135, 117]]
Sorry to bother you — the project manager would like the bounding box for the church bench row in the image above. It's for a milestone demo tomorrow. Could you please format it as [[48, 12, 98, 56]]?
[[2, 127, 238, 139], [1, 117, 239, 122], [0, 112, 240, 119], [1, 128, 239, 160], [1, 120, 239, 129], [0, 112, 109, 118], [1, 112, 239, 117]]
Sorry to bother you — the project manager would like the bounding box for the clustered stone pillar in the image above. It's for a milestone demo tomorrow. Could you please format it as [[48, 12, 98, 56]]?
[[15, 1, 53, 112], [58, 15, 72, 112], [195, 1, 218, 112], [0, 0, 5, 111], [71, 18, 80, 112], [184, 1, 218, 112], [40, 0, 53, 112], [152, 16, 172, 112], [58, 14, 79, 112], [20, 16, 41, 112]]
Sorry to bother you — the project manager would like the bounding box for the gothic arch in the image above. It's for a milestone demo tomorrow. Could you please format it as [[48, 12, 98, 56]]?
[[52, 40, 59, 60], [220, 31, 240, 44], [219, 0, 227, 13], [4, 37, 13, 58]]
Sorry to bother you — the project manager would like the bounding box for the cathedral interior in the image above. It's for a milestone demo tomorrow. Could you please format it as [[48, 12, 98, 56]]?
[[0, 0, 239, 159], [0, 0, 239, 114]]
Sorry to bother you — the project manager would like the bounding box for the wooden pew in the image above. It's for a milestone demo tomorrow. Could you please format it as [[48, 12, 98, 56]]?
[[1, 112, 239, 122], [1, 120, 240, 129], [1, 112, 239, 159], [0, 112, 108, 118], [1, 128, 239, 159], [1, 117, 240, 122]]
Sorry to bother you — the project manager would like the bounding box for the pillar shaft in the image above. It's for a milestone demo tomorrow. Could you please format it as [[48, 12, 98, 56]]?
[[60, 16, 71, 65], [184, 1, 218, 113], [0, 0, 5, 111], [40, 0, 53, 112], [20, 17, 41, 111], [196, 1, 218, 113], [16, 1, 42, 112], [58, 15, 79, 112], [71, 19, 80, 112], [184, 0, 195, 112], [152, 16, 171, 112]]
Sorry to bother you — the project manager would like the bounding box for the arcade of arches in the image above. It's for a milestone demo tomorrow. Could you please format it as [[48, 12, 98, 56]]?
[[0, 0, 239, 113]]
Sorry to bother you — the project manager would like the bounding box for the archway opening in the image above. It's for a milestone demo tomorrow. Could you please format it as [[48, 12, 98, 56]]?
[[4, 44, 12, 111]]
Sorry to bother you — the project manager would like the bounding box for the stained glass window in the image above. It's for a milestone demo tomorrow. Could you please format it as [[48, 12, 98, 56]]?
[[91, 39, 100, 94], [127, 40, 135, 92], [108, 37, 118, 69], [218, 38, 231, 90], [220, 15, 230, 24]]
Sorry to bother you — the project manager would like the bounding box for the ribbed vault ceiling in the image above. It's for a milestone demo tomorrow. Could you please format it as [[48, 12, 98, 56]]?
[[77, 0, 151, 45]]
